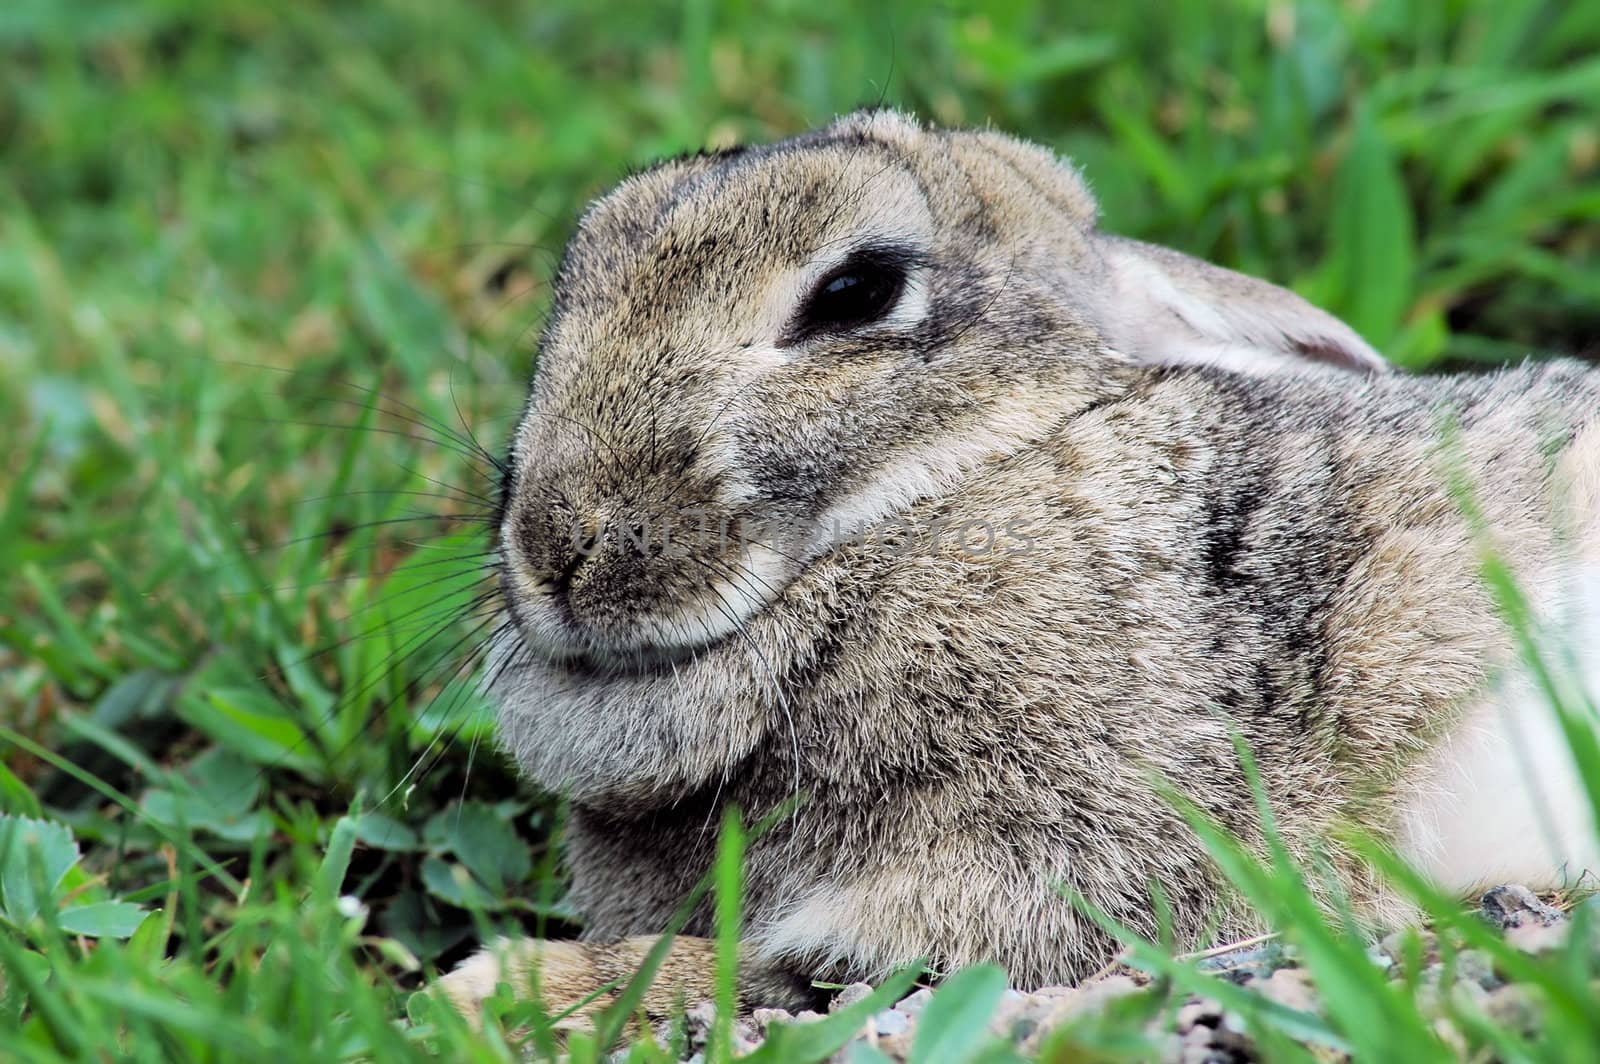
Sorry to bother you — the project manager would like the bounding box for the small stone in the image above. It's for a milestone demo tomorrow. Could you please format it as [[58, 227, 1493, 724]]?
[[1380, 928, 1439, 968], [1179, 1040, 1218, 1064], [873, 1008, 909, 1037], [1008, 1015, 1040, 1042], [1084, 974, 1142, 1000], [895, 987, 934, 1016], [830, 982, 874, 1012], [1482, 983, 1543, 1035], [996, 987, 1028, 1014], [1452, 949, 1499, 989], [1505, 919, 1570, 954], [1259, 968, 1318, 1013], [1414, 982, 1443, 1019], [1195, 940, 1289, 984], [1175, 1000, 1221, 1033], [876, 1031, 915, 1060], [1480, 884, 1565, 929], [988, 987, 1035, 1033], [1432, 1017, 1468, 1057], [1044, 975, 1141, 1023], [1449, 979, 1490, 1014], [1212, 1020, 1257, 1057], [751, 1007, 792, 1030], [1018, 977, 1141, 1053], [681, 1001, 717, 1048]]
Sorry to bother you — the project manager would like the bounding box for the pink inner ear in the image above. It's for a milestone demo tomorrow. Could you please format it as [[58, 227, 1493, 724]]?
[[1289, 334, 1390, 374], [1094, 236, 1390, 376]]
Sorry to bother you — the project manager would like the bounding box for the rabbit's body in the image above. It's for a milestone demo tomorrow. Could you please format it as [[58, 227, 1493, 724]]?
[[492, 359, 1600, 990], [440, 111, 1599, 1017]]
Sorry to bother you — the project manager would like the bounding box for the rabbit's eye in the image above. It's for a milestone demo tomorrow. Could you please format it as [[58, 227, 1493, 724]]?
[[793, 248, 911, 339]]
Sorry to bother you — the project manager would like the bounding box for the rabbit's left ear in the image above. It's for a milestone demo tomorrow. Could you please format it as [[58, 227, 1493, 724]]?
[[1092, 235, 1387, 374]]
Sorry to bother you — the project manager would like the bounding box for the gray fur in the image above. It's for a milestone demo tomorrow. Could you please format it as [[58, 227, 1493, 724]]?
[[438, 111, 1600, 1017]]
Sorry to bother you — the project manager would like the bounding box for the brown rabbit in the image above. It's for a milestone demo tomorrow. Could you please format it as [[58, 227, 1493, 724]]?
[[436, 110, 1600, 1021]]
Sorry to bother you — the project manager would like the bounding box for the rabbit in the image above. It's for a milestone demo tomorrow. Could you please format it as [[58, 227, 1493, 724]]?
[[435, 110, 1600, 1022]]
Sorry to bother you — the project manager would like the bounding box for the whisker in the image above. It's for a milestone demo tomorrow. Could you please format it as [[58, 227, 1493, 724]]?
[[698, 554, 789, 618], [516, 407, 632, 470], [201, 363, 506, 477], [389, 462, 502, 512], [387, 615, 523, 806], [235, 414, 499, 471], [314, 605, 513, 798], [723, 531, 811, 570], [260, 512, 495, 551], [227, 586, 505, 799], [231, 356, 507, 469], [251, 576, 499, 687], [211, 551, 498, 598], [287, 487, 497, 510], [690, 562, 804, 810], [448, 363, 506, 496]]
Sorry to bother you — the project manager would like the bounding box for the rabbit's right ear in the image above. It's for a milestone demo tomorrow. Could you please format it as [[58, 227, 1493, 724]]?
[[1092, 235, 1387, 374]]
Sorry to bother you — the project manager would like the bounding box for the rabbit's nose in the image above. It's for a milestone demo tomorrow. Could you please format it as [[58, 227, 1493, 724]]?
[[504, 494, 598, 592], [552, 521, 602, 597]]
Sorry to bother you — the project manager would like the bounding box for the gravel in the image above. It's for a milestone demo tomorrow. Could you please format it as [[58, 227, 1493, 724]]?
[[634, 884, 1588, 1062]]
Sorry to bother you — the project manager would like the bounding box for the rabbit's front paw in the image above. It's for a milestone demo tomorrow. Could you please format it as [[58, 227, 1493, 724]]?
[[433, 935, 729, 1029], [434, 937, 602, 1029]]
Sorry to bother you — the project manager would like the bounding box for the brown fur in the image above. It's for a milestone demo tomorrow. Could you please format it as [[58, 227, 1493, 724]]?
[[434, 936, 802, 1026], [436, 112, 1600, 1020]]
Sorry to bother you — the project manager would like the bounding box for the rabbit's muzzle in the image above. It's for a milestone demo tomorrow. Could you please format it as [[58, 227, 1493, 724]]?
[[499, 474, 791, 667]]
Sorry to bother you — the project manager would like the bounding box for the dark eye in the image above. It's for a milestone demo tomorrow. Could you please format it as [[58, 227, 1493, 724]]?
[[793, 248, 910, 339]]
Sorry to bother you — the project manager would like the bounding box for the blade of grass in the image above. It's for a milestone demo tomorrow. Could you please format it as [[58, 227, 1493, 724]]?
[[711, 807, 744, 1063]]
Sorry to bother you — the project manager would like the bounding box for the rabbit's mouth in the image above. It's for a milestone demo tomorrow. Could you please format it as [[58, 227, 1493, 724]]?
[[547, 633, 733, 679], [497, 532, 800, 674]]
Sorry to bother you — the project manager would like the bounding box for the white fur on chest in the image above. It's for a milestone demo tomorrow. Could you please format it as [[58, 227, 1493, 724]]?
[[1396, 565, 1600, 892]]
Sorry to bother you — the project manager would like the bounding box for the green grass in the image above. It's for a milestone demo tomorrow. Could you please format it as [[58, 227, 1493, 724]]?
[[2, 0, 1599, 1059]]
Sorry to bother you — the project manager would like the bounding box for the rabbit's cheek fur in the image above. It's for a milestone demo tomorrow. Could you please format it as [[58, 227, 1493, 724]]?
[[734, 298, 1122, 551], [484, 628, 775, 805]]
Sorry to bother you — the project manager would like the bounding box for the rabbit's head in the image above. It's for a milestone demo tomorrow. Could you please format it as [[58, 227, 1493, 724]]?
[[497, 110, 1382, 671]]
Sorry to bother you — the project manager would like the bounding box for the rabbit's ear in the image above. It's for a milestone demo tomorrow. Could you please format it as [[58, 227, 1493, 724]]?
[[1093, 235, 1387, 373]]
